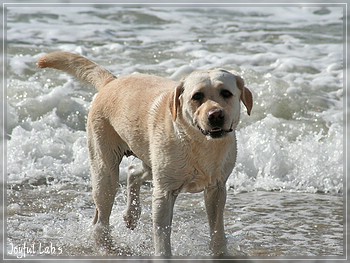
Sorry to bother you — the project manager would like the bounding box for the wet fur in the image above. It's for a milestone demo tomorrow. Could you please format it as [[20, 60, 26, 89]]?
[[38, 51, 253, 256]]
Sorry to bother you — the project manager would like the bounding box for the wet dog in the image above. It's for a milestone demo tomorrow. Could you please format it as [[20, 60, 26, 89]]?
[[38, 51, 252, 256]]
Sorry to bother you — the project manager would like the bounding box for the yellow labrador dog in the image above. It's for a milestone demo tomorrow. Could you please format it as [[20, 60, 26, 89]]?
[[38, 51, 252, 257]]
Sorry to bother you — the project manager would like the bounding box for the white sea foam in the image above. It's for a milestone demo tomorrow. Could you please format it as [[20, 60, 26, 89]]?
[[4, 5, 345, 258], [6, 5, 344, 195]]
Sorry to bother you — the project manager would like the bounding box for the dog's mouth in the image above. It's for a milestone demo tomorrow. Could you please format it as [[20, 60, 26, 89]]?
[[197, 126, 233, 139]]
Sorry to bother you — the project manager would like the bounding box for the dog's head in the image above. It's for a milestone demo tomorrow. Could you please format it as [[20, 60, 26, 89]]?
[[171, 69, 252, 139]]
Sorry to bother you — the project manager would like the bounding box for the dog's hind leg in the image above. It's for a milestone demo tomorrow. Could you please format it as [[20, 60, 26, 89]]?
[[88, 117, 124, 255], [124, 162, 151, 230]]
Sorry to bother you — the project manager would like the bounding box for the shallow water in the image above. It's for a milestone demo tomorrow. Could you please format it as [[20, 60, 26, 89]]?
[[4, 4, 346, 259], [6, 184, 344, 258]]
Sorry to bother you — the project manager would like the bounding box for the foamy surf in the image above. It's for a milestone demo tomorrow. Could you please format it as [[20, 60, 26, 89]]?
[[5, 4, 345, 259]]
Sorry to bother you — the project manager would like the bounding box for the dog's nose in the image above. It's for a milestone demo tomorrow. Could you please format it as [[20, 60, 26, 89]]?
[[208, 109, 224, 127]]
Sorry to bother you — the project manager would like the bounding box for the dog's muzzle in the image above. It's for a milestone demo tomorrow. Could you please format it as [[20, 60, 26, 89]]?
[[198, 109, 233, 138], [198, 126, 233, 139]]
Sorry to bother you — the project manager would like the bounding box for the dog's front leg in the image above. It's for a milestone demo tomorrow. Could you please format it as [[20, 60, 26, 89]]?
[[152, 188, 177, 257], [204, 182, 228, 256], [124, 162, 152, 230]]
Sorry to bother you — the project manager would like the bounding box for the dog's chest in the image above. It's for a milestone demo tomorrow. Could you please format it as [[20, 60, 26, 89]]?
[[182, 166, 218, 193], [180, 144, 228, 193]]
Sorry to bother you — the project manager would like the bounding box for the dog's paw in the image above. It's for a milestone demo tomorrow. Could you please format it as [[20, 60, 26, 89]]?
[[123, 212, 139, 230], [92, 223, 133, 256], [92, 224, 115, 255]]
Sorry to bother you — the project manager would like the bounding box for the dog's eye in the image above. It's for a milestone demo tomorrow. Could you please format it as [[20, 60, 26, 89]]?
[[220, 89, 233, 99], [192, 92, 204, 101]]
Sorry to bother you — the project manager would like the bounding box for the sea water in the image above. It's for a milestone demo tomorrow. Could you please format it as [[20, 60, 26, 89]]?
[[4, 4, 346, 259]]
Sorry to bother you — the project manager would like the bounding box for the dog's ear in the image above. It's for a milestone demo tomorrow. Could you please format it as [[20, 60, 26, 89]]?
[[235, 75, 253, 116], [170, 83, 184, 121]]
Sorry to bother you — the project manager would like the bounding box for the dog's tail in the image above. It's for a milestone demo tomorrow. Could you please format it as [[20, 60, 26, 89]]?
[[37, 51, 116, 91]]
